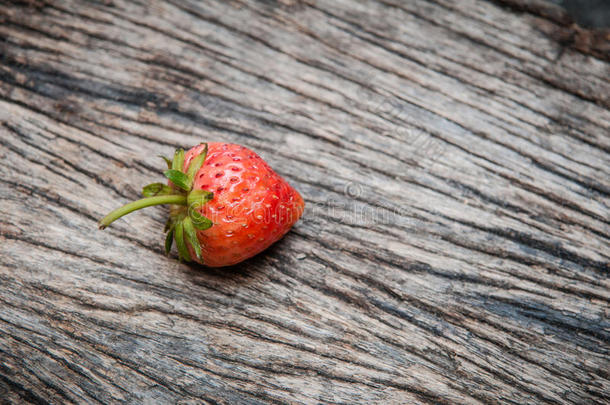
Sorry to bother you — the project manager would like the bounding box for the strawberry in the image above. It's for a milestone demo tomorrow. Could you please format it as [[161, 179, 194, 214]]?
[[99, 142, 305, 267]]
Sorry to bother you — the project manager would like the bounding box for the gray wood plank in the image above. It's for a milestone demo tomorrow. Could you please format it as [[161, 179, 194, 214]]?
[[0, 0, 608, 404]]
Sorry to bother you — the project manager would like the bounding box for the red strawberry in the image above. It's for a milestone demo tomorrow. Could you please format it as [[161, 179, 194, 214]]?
[[99, 142, 304, 267]]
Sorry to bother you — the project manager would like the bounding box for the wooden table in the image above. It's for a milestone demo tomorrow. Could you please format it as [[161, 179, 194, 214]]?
[[1, 1, 608, 403]]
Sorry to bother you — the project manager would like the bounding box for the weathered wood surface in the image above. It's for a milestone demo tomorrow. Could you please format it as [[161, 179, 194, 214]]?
[[1, 0, 609, 403]]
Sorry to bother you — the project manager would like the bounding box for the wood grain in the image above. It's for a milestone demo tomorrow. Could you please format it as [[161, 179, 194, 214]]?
[[0, 0, 608, 403]]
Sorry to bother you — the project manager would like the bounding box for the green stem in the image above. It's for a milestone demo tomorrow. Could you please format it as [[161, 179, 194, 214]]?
[[98, 195, 187, 229]]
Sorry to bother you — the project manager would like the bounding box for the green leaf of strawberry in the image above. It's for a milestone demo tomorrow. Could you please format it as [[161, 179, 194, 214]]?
[[173, 220, 190, 261], [165, 226, 174, 255], [186, 143, 208, 185], [190, 209, 213, 230], [163, 169, 190, 191], [142, 182, 172, 197], [182, 217, 202, 260], [171, 148, 185, 172], [159, 155, 173, 169]]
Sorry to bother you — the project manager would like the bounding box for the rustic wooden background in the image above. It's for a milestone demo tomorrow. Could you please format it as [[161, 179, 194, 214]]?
[[1, 0, 609, 404]]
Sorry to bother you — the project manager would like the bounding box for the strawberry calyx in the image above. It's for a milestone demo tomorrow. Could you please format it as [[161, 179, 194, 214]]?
[[98, 143, 213, 262]]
